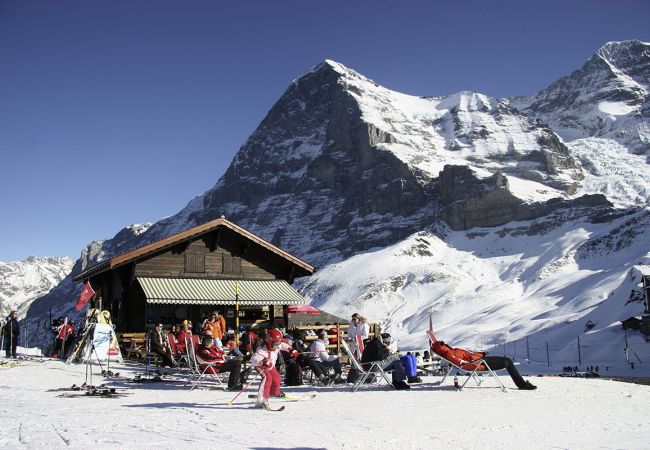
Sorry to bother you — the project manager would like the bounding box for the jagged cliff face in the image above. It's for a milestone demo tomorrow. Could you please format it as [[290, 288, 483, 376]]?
[[510, 40, 650, 154]]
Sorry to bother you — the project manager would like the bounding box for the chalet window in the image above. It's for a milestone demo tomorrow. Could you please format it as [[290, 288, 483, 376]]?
[[185, 251, 205, 273], [222, 254, 242, 274]]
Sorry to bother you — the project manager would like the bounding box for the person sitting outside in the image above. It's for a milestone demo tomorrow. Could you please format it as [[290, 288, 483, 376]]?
[[238, 326, 258, 356], [167, 324, 182, 356], [176, 321, 190, 354], [293, 331, 332, 385], [431, 340, 536, 390], [195, 336, 249, 391], [222, 332, 244, 358], [361, 333, 410, 390], [149, 323, 174, 367], [309, 330, 343, 383]]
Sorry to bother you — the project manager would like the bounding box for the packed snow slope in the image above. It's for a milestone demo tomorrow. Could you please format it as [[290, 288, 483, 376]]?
[[1, 359, 649, 449], [20, 40, 650, 371], [302, 210, 650, 372]]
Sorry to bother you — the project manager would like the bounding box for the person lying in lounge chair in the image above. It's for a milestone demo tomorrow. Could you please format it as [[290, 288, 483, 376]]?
[[431, 340, 536, 390]]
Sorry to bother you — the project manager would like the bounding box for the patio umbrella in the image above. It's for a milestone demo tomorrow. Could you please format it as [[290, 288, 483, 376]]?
[[285, 304, 320, 314]]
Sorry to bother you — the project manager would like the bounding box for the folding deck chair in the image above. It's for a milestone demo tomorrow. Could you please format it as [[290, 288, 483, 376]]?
[[341, 339, 395, 392], [185, 335, 227, 391], [426, 330, 506, 391], [168, 335, 189, 369]]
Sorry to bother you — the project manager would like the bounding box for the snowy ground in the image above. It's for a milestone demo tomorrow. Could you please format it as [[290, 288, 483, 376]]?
[[1, 356, 649, 449]]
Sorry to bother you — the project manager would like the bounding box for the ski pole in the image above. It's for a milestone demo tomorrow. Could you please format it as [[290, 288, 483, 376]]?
[[227, 371, 261, 406]]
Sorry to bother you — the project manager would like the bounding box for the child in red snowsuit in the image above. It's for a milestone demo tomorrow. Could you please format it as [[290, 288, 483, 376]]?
[[249, 328, 298, 408]]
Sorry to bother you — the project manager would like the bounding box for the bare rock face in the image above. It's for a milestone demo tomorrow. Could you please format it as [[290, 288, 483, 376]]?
[[439, 165, 521, 229], [150, 61, 438, 265], [438, 165, 612, 230]]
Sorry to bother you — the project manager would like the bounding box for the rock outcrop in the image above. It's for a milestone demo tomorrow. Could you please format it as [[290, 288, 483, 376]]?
[[438, 165, 612, 230]]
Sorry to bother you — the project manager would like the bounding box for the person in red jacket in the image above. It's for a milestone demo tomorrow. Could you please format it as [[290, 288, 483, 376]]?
[[167, 324, 181, 356], [195, 336, 248, 390], [52, 317, 75, 359], [431, 340, 536, 390], [250, 328, 298, 408]]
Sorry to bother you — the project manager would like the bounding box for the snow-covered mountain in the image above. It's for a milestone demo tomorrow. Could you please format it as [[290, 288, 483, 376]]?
[[20, 40, 650, 371], [510, 40, 650, 155], [0, 257, 74, 321]]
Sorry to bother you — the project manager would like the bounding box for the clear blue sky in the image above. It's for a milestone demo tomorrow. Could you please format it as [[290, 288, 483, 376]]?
[[1, 0, 648, 262]]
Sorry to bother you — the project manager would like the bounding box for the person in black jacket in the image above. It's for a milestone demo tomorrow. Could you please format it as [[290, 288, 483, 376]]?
[[149, 323, 174, 367], [2, 310, 20, 358], [293, 330, 334, 385], [361, 333, 410, 390]]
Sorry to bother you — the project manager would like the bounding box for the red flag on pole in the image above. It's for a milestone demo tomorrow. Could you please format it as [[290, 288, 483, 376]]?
[[75, 281, 95, 311]]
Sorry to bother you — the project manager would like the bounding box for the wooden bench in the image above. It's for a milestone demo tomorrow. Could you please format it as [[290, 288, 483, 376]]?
[[118, 332, 147, 360]]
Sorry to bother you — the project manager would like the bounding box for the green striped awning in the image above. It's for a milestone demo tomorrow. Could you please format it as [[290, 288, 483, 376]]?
[[137, 277, 305, 305]]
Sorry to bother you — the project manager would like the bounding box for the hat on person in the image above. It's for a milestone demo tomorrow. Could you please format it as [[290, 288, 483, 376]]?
[[319, 329, 328, 337], [283, 334, 293, 341], [380, 333, 391, 344]]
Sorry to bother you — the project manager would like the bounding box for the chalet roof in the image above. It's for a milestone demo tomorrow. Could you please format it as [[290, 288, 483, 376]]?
[[73, 216, 315, 282], [138, 277, 305, 305]]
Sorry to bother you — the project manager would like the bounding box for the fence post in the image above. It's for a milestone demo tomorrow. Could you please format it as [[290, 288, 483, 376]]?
[[336, 324, 341, 354], [577, 335, 582, 366], [546, 342, 550, 367], [526, 336, 530, 364]]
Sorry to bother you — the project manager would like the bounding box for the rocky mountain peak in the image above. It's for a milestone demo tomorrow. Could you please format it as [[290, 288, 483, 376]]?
[[509, 40, 650, 153], [595, 40, 650, 87]]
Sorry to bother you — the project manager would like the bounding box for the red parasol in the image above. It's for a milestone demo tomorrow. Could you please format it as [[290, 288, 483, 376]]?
[[285, 304, 320, 314]]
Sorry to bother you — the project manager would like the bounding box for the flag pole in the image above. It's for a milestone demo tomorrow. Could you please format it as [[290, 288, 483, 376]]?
[[235, 281, 240, 345]]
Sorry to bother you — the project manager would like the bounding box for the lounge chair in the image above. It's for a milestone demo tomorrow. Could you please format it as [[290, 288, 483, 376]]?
[[185, 335, 226, 391], [341, 339, 395, 392], [426, 330, 506, 392]]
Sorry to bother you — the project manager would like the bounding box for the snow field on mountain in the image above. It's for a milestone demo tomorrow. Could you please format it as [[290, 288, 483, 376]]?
[[304, 212, 650, 374], [569, 137, 650, 207], [1, 359, 649, 449]]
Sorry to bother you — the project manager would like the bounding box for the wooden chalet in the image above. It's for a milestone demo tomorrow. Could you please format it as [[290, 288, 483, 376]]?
[[73, 216, 315, 333]]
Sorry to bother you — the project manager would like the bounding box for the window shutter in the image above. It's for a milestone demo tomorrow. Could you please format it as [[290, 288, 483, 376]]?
[[222, 253, 233, 273], [185, 252, 205, 273], [222, 254, 241, 274]]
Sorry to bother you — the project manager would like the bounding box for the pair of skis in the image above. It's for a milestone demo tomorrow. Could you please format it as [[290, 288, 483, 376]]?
[[247, 392, 317, 402], [50, 383, 131, 398], [243, 392, 317, 411]]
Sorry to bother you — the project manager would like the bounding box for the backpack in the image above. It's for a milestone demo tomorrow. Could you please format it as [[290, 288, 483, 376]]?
[[400, 353, 418, 378], [284, 359, 303, 386]]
